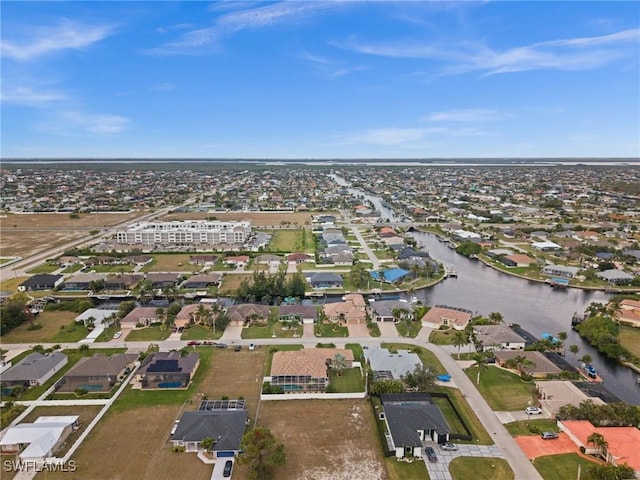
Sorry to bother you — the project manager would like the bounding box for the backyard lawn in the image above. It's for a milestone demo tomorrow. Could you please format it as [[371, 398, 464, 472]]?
[[505, 419, 559, 436], [433, 386, 493, 445], [328, 368, 365, 393], [395, 320, 422, 338], [464, 366, 537, 411], [619, 325, 640, 361], [533, 453, 599, 480], [0, 311, 86, 344], [449, 457, 514, 480]]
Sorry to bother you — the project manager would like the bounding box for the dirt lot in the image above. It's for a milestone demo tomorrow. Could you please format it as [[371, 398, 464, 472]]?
[[514, 432, 579, 459], [37, 406, 211, 480], [0, 212, 141, 258], [246, 399, 388, 480], [160, 211, 314, 227]]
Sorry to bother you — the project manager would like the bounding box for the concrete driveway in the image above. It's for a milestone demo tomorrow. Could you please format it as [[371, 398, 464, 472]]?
[[210, 458, 233, 480], [423, 442, 506, 480]]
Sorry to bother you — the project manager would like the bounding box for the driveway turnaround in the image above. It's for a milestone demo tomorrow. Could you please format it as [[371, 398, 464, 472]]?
[[424, 443, 506, 480]]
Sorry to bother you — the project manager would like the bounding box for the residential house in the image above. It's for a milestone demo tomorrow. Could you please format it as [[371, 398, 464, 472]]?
[[104, 274, 143, 290], [535, 381, 605, 416], [420, 306, 472, 330], [188, 255, 218, 266], [174, 304, 220, 329], [74, 308, 117, 327], [542, 264, 580, 278], [473, 324, 526, 351], [323, 294, 367, 325], [127, 255, 153, 266], [135, 351, 199, 389], [58, 353, 137, 392], [1, 352, 68, 388], [615, 299, 640, 327], [224, 255, 250, 267], [596, 269, 635, 285], [181, 273, 223, 290], [369, 300, 413, 322], [0, 416, 80, 461], [18, 274, 64, 292], [270, 348, 354, 392], [532, 241, 562, 251], [287, 252, 313, 264], [278, 305, 318, 324], [307, 272, 343, 289], [227, 303, 271, 327], [364, 348, 422, 379], [397, 247, 430, 261], [370, 268, 411, 284], [171, 408, 248, 457], [559, 420, 640, 475], [380, 393, 451, 458], [61, 273, 107, 290], [146, 273, 181, 289], [57, 256, 81, 266], [121, 306, 163, 327], [255, 254, 283, 265], [502, 254, 536, 268], [492, 351, 562, 378]]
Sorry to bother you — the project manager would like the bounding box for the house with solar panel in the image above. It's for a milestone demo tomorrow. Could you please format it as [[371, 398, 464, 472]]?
[[134, 351, 199, 389]]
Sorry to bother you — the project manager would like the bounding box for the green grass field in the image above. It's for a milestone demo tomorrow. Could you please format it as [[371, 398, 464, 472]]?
[[26, 262, 60, 274], [267, 229, 306, 251], [618, 325, 640, 361], [464, 366, 537, 411], [504, 419, 559, 436], [314, 322, 349, 338], [449, 457, 514, 480], [395, 320, 422, 338], [124, 326, 171, 341], [429, 329, 457, 345], [1, 312, 86, 343], [533, 453, 598, 480], [180, 325, 221, 340], [328, 368, 365, 393]]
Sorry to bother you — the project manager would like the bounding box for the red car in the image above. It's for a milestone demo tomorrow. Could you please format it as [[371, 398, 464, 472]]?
[[187, 341, 201, 346]]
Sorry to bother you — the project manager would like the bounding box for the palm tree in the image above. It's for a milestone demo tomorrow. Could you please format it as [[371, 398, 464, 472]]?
[[556, 331, 568, 356], [452, 331, 468, 359], [568, 344, 580, 357], [155, 307, 166, 329], [472, 353, 489, 385], [488, 311, 504, 324], [580, 354, 592, 365], [587, 432, 608, 461]]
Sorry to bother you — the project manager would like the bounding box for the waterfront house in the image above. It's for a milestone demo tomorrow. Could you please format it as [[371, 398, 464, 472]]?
[[535, 381, 605, 416], [615, 299, 640, 327], [121, 306, 163, 327], [493, 351, 561, 378], [307, 272, 343, 289], [541, 264, 580, 278], [146, 273, 181, 289], [596, 269, 635, 285], [502, 254, 536, 268], [420, 306, 472, 330], [473, 324, 526, 351], [278, 305, 318, 324], [181, 273, 223, 290], [18, 274, 64, 292], [62, 273, 107, 290], [369, 300, 414, 322], [323, 294, 367, 324], [227, 303, 271, 327]]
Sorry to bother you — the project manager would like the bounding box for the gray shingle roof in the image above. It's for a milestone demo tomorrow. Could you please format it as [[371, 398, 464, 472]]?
[[381, 394, 450, 448], [173, 410, 247, 450], [1, 352, 67, 382]]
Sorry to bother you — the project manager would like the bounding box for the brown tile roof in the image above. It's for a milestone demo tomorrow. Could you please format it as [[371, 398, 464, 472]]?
[[64, 353, 137, 378], [121, 306, 161, 325], [420, 307, 472, 328], [227, 304, 271, 323], [271, 349, 354, 379]]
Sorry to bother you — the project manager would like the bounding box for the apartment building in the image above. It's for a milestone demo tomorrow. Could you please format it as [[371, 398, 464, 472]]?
[[115, 220, 251, 246]]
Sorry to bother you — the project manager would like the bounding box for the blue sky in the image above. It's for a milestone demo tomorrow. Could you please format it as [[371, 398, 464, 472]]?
[[1, 1, 639, 159]]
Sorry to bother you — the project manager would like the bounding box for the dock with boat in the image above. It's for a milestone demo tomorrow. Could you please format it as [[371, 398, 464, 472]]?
[[444, 266, 458, 278], [579, 362, 603, 383], [546, 277, 569, 289]]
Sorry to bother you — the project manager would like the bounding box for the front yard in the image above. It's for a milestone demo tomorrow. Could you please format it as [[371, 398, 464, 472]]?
[[464, 365, 537, 411]]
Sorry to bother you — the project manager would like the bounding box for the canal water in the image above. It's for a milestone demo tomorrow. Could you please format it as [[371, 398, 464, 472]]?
[[337, 176, 640, 404]]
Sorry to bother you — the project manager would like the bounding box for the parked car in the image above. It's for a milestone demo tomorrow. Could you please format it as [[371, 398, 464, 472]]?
[[170, 420, 180, 435], [187, 341, 201, 346], [249, 343, 256, 350], [424, 446, 437, 462], [216, 343, 228, 349], [113, 331, 122, 339], [440, 442, 457, 451], [541, 431, 559, 440], [234, 345, 241, 352], [525, 406, 542, 415], [223, 460, 233, 477]]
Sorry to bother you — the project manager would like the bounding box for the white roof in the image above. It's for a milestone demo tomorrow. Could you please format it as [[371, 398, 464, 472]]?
[[0, 416, 78, 460]]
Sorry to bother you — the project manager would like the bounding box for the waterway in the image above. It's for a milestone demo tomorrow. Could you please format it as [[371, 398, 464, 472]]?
[[336, 176, 640, 404]]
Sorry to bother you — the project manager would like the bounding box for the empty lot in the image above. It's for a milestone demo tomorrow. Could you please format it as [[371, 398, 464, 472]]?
[[242, 399, 387, 480]]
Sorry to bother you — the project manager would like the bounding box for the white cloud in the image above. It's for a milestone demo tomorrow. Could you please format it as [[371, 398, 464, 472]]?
[[1, 86, 67, 106], [37, 110, 130, 136], [341, 28, 640, 76], [149, 1, 344, 55], [1, 19, 116, 61], [424, 109, 509, 122]]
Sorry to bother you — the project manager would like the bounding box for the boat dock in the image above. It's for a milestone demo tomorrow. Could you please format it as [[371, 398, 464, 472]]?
[[444, 266, 458, 278]]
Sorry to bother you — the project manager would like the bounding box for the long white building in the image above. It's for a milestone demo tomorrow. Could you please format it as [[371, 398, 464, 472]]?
[[116, 220, 251, 246]]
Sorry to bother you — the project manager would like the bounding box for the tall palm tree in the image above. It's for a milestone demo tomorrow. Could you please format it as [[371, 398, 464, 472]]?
[[587, 432, 608, 461], [488, 311, 504, 324], [452, 331, 468, 359], [556, 331, 568, 356], [472, 353, 489, 385], [568, 344, 580, 357]]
